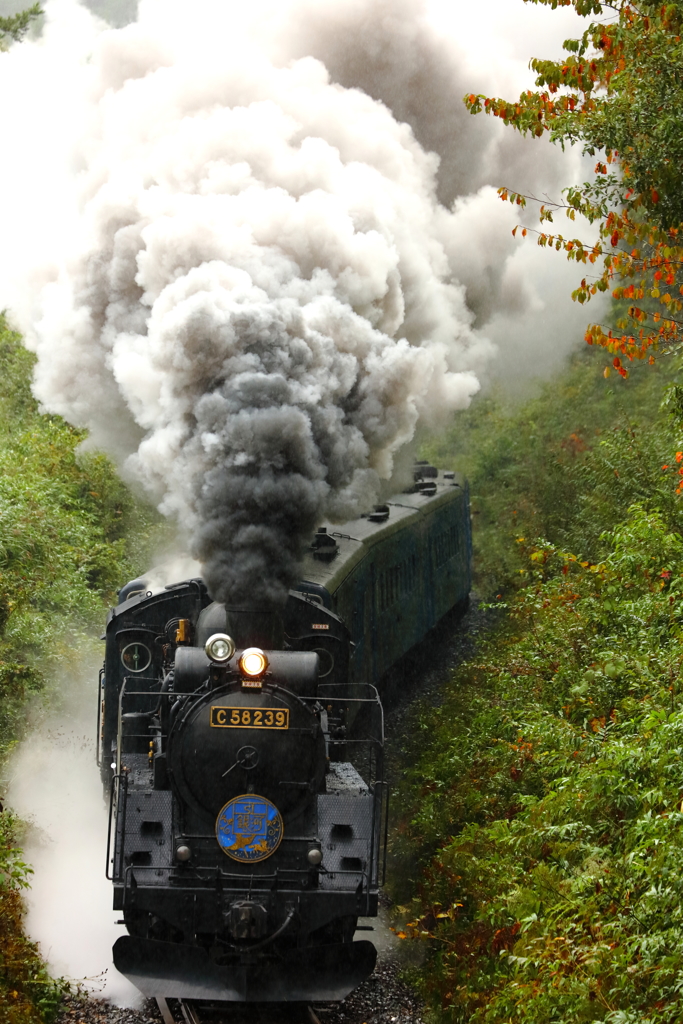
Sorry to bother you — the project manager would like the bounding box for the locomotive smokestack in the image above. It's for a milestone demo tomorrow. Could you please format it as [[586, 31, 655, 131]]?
[[225, 605, 284, 651], [196, 601, 284, 650]]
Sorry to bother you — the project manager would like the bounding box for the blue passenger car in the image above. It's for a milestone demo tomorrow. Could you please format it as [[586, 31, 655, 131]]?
[[294, 467, 472, 685]]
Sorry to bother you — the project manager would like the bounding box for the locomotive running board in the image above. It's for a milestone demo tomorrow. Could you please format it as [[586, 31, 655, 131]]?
[[113, 936, 377, 1002]]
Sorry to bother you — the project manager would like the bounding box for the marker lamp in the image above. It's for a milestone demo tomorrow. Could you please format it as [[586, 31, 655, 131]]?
[[239, 647, 268, 677], [205, 633, 235, 663]]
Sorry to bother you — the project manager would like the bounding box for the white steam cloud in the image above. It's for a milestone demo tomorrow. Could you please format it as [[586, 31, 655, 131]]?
[[12, 0, 507, 604], [6, 655, 142, 1006], [0, 0, 602, 601]]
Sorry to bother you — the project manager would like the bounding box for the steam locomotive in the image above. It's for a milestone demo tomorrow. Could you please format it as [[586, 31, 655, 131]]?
[[100, 466, 471, 1003]]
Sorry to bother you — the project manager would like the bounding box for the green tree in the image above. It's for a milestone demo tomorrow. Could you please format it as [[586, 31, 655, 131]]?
[[466, 1, 683, 369], [0, 4, 41, 49], [0, 317, 161, 1020]]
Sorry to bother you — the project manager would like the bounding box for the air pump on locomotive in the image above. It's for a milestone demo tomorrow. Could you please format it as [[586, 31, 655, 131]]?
[[99, 465, 471, 1003]]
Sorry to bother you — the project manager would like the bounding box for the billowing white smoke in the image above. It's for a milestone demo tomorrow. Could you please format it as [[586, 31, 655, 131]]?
[[21, 0, 497, 604]]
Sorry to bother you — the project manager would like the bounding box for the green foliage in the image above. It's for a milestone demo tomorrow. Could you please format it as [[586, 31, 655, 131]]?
[[0, 4, 41, 49], [394, 505, 683, 1020], [0, 812, 68, 1023], [0, 318, 159, 762], [465, 1, 683, 366], [423, 346, 683, 598], [531, 0, 683, 233], [395, 350, 683, 1021], [0, 315, 161, 1019], [468, 0, 683, 230]]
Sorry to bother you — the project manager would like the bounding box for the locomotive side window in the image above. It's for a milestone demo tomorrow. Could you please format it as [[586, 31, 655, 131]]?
[[121, 642, 152, 673]]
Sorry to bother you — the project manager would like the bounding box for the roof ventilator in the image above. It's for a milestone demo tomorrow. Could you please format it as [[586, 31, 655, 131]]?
[[311, 527, 340, 562], [365, 504, 390, 523], [413, 463, 438, 481]]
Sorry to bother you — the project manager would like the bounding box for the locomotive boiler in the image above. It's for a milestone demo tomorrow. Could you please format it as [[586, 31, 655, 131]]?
[[99, 466, 471, 1003]]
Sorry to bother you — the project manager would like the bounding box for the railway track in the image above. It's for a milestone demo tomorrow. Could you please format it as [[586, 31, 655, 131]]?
[[156, 998, 323, 1024]]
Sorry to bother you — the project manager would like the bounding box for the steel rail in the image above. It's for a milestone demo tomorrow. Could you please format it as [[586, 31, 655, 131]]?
[[156, 998, 323, 1024]]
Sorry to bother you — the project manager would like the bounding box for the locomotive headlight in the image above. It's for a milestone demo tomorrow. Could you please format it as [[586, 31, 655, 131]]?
[[239, 647, 268, 677], [176, 845, 192, 862], [205, 633, 235, 663], [307, 848, 322, 867]]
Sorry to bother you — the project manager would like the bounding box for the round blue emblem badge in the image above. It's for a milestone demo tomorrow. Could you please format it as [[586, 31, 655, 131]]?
[[215, 794, 284, 862]]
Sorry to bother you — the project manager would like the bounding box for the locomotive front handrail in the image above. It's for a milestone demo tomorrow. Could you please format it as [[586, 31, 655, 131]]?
[[117, 769, 129, 883], [106, 771, 129, 881], [370, 779, 390, 886], [105, 772, 117, 880], [97, 666, 105, 768], [382, 781, 390, 886]]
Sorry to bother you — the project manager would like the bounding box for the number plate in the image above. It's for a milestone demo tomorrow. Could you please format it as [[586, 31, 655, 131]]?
[[210, 707, 290, 730]]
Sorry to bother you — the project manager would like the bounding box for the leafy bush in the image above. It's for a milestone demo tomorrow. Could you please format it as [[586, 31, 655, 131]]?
[[394, 505, 683, 1021], [0, 811, 68, 1024], [0, 316, 160, 1020], [423, 347, 683, 597], [0, 318, 158, 761], [394, 351, 683, 1021]]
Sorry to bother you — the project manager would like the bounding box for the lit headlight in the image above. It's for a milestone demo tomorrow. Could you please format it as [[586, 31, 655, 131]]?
[[205, 633, 235, 663], [239, 647, 268, 677]]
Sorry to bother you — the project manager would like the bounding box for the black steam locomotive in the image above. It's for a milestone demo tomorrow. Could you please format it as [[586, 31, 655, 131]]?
[[100, 466, 471, 1003]]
